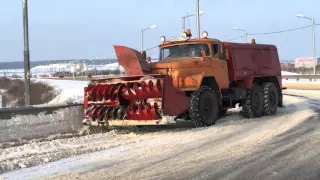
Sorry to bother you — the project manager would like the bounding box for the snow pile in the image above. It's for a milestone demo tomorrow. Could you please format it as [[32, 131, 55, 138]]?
[[281, 71, 300, 75], [34, 79, 88, 105]]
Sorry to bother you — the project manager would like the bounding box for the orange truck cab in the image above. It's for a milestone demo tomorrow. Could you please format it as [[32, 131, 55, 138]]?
[[84, 30, 283, 127]]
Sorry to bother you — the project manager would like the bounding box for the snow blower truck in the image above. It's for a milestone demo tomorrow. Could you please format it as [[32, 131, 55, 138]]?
[[83, 30, 283, 128]]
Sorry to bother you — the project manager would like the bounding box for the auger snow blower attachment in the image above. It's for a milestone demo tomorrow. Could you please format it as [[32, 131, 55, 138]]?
[[83, 45, 190, 127]]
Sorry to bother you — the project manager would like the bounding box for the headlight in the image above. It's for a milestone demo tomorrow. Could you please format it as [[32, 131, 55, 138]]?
[[160, 36, 166, 42], [202, 31, 208, 38]]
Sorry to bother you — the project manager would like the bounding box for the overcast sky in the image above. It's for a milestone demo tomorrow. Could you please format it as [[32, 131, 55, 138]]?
[[0, 0, 319, 62]]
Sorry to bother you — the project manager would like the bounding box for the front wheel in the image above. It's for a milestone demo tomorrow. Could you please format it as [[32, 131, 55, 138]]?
[[189, 86, 219, 127]]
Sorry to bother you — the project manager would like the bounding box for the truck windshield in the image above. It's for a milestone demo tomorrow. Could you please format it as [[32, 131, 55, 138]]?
[[159, 43, 210, 60]]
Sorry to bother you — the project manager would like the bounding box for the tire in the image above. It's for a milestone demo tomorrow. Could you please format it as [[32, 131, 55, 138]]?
[[262, 82, 279, 115], [219, 109, 228, 117], [242, 83, 264, 118], [278, 94, 283, 107], [189, 86, 219, 127]]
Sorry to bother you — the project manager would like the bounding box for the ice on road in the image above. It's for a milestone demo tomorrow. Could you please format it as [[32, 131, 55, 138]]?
[[1, 93, 319, 180]]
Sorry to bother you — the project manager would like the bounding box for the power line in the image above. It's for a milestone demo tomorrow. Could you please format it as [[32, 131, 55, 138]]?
[[227, 35, 244, 41], [145, 45, 159, 51], [248, 25, 312, 35]]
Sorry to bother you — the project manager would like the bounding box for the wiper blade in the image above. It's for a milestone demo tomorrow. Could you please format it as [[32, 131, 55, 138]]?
[[164, 45, 188, 60], [164, 51, 178, 60]]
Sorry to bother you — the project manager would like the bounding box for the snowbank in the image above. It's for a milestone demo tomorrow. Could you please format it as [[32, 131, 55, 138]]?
[[281, 71, 300, 75], [34, 79, 88, 105]]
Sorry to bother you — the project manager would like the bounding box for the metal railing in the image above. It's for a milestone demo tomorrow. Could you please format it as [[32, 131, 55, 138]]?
[[282, 75, 320, 82]]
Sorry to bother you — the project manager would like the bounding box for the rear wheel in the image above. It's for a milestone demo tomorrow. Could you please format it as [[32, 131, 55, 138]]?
[[189, 86, 219, 127], [219, 109, 228, 117], [262, 82, 279, 115], [242, 83, 264, 118]]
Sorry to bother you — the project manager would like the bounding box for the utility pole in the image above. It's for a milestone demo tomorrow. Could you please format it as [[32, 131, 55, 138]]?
[[196, 0, 200, 38], [22, 0, 31, 105], [312, 18, 317, 75]]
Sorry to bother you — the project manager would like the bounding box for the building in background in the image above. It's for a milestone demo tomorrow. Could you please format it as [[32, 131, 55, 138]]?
[[280, 62, 294, 70], [294, 57, 320, 68]]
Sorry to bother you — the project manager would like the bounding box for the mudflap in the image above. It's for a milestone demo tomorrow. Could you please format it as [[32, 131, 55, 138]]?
[[162, 77, 190, 116]]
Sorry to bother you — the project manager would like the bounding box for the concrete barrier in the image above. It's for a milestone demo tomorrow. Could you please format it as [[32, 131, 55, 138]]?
[[0, 104, 83, 143]]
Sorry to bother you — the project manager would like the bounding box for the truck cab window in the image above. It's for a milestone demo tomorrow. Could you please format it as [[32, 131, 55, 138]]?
[[159, 44, 210, 60], [212, 44, 221, 55]]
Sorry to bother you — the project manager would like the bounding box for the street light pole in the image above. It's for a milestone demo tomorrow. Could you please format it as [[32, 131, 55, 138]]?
[[182, 16, 185, 33], [141, 25, 157, 54], [22, 0, 31, 106], [296, 14, 317, 74], [182, 11, 204, 33], [141, 29, 144, 53], [232, 27, 247, 43], [244, 31, 248, 43], [196, 0, 200, 38]]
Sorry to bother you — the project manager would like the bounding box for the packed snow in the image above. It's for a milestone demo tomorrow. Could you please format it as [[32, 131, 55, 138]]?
[[0, 93, 318, 179]]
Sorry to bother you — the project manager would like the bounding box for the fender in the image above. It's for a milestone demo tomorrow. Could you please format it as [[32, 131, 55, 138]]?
[[243, 76, 255, 88]]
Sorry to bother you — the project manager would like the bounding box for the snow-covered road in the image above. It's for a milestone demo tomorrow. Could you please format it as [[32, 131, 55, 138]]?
[[1, 91, 319, 180]]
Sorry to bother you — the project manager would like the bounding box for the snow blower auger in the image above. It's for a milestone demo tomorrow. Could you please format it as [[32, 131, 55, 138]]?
[[83, 45, 190, 128]]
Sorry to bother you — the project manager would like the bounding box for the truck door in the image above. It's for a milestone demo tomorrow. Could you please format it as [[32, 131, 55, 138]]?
[[211, 43, 229, 89]]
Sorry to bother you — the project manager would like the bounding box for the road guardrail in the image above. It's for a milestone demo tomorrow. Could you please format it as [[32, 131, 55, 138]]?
[[282, 75, 320, 82]]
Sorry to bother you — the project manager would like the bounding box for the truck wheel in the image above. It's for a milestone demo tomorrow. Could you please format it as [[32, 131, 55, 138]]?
[[189, 86, 219, 127], [219, 109, 228, 117], [278, 94, 283, 107], [242, 83, 264, 118], [262, 82, 279, 115]]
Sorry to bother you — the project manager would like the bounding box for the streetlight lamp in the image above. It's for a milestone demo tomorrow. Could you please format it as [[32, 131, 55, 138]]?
[[182, 11, 204, 33], [296, 13, 317, 75], [22, 0, 31, 105], [141, 25, 157, 53], [232, 27, 248, 43]]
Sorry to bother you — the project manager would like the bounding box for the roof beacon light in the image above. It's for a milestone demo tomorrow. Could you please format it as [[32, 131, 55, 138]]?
[[160, 36, 166, 42], [186, 29, 192, 38], [202, 31, 208, 38]]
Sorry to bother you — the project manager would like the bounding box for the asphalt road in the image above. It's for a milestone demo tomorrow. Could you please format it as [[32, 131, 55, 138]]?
[[2, 92, 320, 180]]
